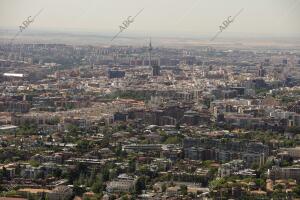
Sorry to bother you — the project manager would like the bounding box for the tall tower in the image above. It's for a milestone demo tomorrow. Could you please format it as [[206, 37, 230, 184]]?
[[148, 39, 160, 76], [258, 64, 266, 77], [148, 38, 152, 67]]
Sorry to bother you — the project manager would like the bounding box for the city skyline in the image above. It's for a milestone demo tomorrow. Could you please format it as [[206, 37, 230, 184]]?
[[1, 1, 300, 200]]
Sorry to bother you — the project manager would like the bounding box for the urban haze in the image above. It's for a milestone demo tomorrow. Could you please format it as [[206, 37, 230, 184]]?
[[0, 0, 300, 200]]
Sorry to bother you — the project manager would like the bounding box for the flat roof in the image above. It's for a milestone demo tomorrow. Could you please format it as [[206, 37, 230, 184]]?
[[18, 188, 51, 193], [0, 125, 18, 130], [3, 73, 25, 77]]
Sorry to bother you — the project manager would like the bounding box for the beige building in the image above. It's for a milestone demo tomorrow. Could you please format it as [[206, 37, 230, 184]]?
[[48, 186, 73, 200]]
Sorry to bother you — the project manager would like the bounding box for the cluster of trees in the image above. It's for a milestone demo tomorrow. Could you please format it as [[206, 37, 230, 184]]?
[[67, 165, 108, 197], [0, 148, 31, 163], [66, 162, 152, 198], [0, 167, 11, 181], [45, 117, 60, 125], [159, 131, 184, 144], [17, 122, 38, 136], [209, 175, 300, 199]]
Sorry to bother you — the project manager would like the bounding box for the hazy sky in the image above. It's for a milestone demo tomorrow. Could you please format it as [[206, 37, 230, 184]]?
[[0, 0, 299, 38]]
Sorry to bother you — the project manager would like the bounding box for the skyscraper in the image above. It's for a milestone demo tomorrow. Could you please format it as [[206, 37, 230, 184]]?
[[152, 64, 160, 76], [148, 39, 160, 76], [148, 39, 152, 67], [258, 64, 266, 77]]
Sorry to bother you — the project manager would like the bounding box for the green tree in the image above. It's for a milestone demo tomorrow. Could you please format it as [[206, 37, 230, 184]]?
[[88, 168, 97, 187], [255, 178, 266, 189], [161, 183, 167, 192], [17, 121, 38, 135], [67, 124, 80, 136], [209, 178, 226, 190], [52, 168, 62, 178], [76, 140, 91, 153], [73, 183, 86, 196], [102, 167, 110, 182], [92, 176, 103, 194], [164, 136, 181, 144], [293, 185, 300, 197], [128, 159, 136, 173], [180, 184, 188, 196], [135, 176, 146, 194]]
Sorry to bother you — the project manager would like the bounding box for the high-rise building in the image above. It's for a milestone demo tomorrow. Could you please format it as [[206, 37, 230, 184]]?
[[283, 59, 288, 65], [148, 39, 153, 67], [258, 64, 266, 77], [148, 39, 160, 76], [263, 58, 270, 66], [152, 65, 160, 76]]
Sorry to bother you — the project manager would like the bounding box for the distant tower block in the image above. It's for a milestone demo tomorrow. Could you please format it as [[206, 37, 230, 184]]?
[[152, 65, 160, 76], [148, 39, 160, 76], [264, 58, 270, 65], [148, 39, 153, 67], [258, 64, 266, 77], [283, 59, 288, 65]]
